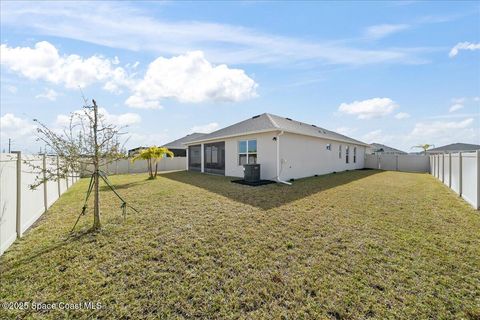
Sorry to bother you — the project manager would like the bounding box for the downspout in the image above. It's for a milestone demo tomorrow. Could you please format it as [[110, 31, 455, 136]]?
[[276, 131, 292, 185]]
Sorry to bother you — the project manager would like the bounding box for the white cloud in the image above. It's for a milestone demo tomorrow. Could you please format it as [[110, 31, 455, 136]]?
[[0, 114, 37, 151], [449, 42, 480, 57], [364, 24, 410, 40], [0, 113, 35, 136], [449, 104, 464, 113], [409, 118, 476, 144], [189, 122, 219, 134], [125, 132, 170, 149], [335, 127, 357, 136], [125, 51, 258, 109], [6, 85, 17, 93], [395, 112, 410, 119], [474, 97, 480, 102], [0, 41, 132, 90], [451, 97, 465, 104], [361, 129, 393, 144], [0, 2, 428, 66], [35, 88, 58, 101], [338, 98, 398, 119], [56, 108, 141, 127]]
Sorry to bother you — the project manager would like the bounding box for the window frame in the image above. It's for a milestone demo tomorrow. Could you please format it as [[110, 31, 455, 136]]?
[[346, 146, 349, 164], [238, 139, 257, 165], [339, 145, 342, 159], [353, 147, 357, 163]]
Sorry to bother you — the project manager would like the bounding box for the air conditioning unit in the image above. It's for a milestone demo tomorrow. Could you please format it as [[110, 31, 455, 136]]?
[[243, 164, 260, 182]]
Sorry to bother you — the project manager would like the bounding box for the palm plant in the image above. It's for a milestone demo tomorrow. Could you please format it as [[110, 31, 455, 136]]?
[[132, 146, 174, 179], [411, 144, 435, 154]]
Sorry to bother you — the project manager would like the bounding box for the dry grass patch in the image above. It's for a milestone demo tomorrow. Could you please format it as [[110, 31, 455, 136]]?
[[1, 170, 479, 319]]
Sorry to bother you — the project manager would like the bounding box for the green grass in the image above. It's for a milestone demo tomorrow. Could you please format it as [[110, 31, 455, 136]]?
[[1, 170, 479, 319]]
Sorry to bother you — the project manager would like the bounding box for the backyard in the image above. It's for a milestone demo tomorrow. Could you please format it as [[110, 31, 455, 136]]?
[[0, 170, 479, 319]]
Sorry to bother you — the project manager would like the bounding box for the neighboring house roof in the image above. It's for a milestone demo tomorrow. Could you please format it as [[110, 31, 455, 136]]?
[[369, 143, 407, 154], [184, 113, 369, 146], [427, 143, 480, 153], [163, 133, 207, 149]]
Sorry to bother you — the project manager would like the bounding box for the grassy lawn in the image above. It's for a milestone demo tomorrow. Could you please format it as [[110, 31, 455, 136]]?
[[1, 170, 479, 319]]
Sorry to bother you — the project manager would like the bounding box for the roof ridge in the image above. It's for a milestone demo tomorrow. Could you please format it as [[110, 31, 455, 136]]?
[[265, 113, 280, 129]]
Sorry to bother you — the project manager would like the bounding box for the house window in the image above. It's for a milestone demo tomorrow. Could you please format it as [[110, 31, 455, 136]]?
[[238, 140, 257, 165], [353, 147, 357, 163], [339, 145, 342, 159], [326, 144, 331, 151], [346, 146, 349, 163]]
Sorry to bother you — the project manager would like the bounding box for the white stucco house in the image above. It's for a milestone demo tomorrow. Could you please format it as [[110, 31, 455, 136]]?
[[184, 113, 369, 182]]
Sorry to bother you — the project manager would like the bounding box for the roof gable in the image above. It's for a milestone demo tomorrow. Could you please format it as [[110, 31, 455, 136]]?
[[185, 113, 368, 146], [163, 132, 207, 149]]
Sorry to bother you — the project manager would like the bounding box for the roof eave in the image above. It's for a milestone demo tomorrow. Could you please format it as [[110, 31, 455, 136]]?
[[184, 128, 369, 147]]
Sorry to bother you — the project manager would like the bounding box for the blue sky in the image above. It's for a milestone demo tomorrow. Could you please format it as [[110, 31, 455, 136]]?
[[1, 1, 479, 153]]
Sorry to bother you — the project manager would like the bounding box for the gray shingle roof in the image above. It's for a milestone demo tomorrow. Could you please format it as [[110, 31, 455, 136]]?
[[185, 113, 369, 146], [427, 143, 480, 153], [369, 143, 407, 154], [163, 133, 207, 149]]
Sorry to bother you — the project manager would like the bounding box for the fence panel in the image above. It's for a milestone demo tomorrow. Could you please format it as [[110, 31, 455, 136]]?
[[46, 156, 59, 207], [461, 153, 478, 208], [0, 154, 18, 255], [21, 155, 45, 234], [431, 152, 478, 209], [0, 153, 79, 255], [365, 154, 429, 172], [450, 155, 460, 194], [444, 155, 450, 187], [398, 155, 430, 172], [365, 155, 378, 169], [439, 155, 444, 181]]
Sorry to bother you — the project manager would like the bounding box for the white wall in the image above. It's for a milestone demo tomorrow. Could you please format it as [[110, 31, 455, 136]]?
[[194, 132, 366, 180], [279, 133, 365, 180], [364, 154, 429, 172], [430, 152, 479, 209], [224, 132, 278, 180], [0, 153, 79, 255]]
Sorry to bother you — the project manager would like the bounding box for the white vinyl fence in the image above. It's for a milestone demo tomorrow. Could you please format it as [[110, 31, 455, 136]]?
[[430, 151, 479, 209], [82, 157, 186, 176], [365, 154, 430, 172], [0, 153, 79, 255]]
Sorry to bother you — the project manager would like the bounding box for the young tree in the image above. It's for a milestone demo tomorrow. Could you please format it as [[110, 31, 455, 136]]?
[[412, 144, 435, 155], [132, 146, 174, 179], [33, 99, 127, 230]]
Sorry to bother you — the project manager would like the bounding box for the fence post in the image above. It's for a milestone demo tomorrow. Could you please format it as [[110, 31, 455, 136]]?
[[43, 154, 48, 213], [477, 150, 480, 209], [459, 152, 462, 197], [448, 153, 452, 188], [12, 151, 22, 238]]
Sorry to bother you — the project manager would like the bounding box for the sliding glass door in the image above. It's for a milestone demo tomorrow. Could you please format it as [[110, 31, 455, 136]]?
[[204, 142, 225, 175], [188, 145, 201, 171]]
